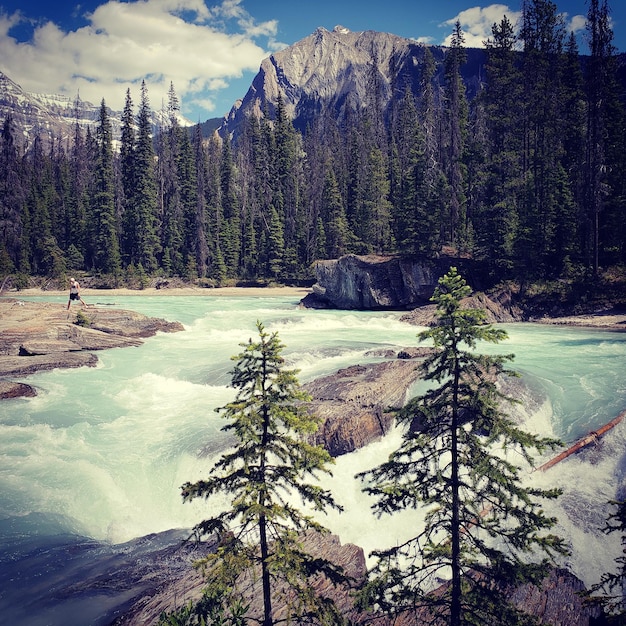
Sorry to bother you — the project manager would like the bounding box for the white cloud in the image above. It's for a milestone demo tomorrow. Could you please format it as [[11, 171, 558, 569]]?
[[566, 14, 587, 37], [0, 0, 276, 118], [440, 4, 522, 48]]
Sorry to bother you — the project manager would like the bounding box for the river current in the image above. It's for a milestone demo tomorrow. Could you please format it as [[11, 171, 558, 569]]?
[[1, 294, 625, 624]]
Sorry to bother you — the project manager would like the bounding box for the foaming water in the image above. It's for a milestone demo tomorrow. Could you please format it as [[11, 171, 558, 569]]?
[[1, 296, 626, 623]]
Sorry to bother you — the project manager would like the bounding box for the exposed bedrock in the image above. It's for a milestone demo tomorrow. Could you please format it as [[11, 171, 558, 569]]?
[[302, 254, 442, 310]]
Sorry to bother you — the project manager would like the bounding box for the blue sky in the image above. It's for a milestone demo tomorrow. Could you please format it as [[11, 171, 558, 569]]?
[[0, 0, 623, 122]]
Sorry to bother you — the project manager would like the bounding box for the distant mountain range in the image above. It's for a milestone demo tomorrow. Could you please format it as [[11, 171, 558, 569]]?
[[0, 70, 198, 149], [7, 24, 620, 150]]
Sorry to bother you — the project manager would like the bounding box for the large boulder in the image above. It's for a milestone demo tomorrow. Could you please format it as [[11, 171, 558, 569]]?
[[303, 358, 426, 456], [303, 254, 442, 310]]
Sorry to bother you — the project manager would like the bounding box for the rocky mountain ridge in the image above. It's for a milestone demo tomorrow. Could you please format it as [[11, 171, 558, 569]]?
[[223, 24, 486, 138], [0, 70, 194, 150]]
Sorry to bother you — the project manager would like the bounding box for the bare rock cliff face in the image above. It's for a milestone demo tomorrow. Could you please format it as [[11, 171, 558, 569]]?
[[303, 254, 441, 310]]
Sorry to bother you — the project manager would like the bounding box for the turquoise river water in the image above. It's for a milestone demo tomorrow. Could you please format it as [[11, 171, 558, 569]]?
[[0, 294, 625, 624]]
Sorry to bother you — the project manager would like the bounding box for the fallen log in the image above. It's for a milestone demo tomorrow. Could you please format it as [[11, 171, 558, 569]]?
[[536, 410, 626, 472], [466, 410, 626, 534]]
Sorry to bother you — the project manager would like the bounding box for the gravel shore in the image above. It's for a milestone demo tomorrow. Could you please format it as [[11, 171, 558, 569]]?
[[6, 285, 312, 299]]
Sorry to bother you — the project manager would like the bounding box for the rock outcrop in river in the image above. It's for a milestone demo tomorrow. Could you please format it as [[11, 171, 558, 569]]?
[[0, 299, 184, 398], [303, 351, 431, 456], [111, 530, 599, 626], [302, 254, 441, 310]]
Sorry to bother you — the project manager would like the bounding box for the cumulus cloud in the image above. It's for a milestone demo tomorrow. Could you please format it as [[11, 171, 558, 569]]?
[[0, 0, 277, 118], [438, 4, 589, 50], [565, 13, 588, 38], [440, 4, 522, 48]]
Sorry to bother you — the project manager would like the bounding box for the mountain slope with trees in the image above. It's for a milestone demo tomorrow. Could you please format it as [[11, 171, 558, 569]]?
[[1, 0, 625, 295]]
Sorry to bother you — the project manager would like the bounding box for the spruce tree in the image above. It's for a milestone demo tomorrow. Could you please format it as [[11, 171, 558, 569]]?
[[358, 268, 567, 626], [158, 82, 185, 276], [180, 322, 347, 626], [67, 111, 90, 269], [191, 124, 210, 278], [518, 0, 568, 279], [90, 100, 121, 275], [443, 21, 469, 251], [119, 88, 136, 264], [219, 134, 240, 276], [585, 0, 624, 272], [131, 81, 160, 272], [478, 15, 523, 279], [321, 164, 350, 258], [588, 499, 626, 622], [0, 116, 26, 271]]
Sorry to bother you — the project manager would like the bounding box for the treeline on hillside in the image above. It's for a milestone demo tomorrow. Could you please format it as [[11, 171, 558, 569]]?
[[0, 0, 624, 288]]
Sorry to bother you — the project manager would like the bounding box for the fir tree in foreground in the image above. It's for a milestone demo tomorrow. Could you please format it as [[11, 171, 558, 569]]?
[[174, 322, 347, 626], [586, 498, 626, 623], [358, 267, 568, 626]]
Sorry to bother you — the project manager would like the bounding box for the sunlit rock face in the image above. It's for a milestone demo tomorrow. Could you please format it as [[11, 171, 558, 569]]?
[[224, 25, 487, 140]]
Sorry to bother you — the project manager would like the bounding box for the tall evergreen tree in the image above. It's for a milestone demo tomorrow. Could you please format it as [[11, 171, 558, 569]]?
[[205, 133, 227, 283], [24, 135, 56, 275], [191, 124, 211, 278], [518, 0, 568, 279], [0, 116, 26, 271], [391, 88, 439, 255], [90, 99, 121, 275], [557, 31, 586, 273], [478, 15, 523, 279], [130, 81, 160, 273], [180, 322, 347, 626], [119, 88, 136, 264], [273, 93, 303, 270], [321, 163, 350, 259], [158, 82, 186, 276], [358, 268, 567, 626], [585, 0, 624, 272], [443, 21, 469, 251], [220, 134, 241, 276], [362, 147, 392, 254]]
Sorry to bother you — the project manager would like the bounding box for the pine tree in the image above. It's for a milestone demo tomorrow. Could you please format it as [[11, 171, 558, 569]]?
[[131, 81, 160, 272], [391, 88, 438, 255], [443, 21, 469, 251], [478, 15, 523, 279], [66, 106, 90, 270], [321, 164, 350, 258], [191, 124, 211, 278], [267, 204, 284, 278], [362, 147, 392, 254], [205, 133, 226, 283], [158, 82, 185, 276], [358, 268, 567, 626], [518, 0, 569, 279], [119, 88, 136, 264], [90, 99, 121, 275], [220, 134, 240, 276], [585, 0, 625, 272], [587, 499, 626, 622], [0, 116, 26, 271], [180, 322, 347, 626]]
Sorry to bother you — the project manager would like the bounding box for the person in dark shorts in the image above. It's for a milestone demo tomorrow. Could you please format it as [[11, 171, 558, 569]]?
[[67, 277, 87, 309]]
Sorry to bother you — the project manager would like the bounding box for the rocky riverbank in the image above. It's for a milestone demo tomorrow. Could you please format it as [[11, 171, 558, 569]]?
[[0, 298, 184, 398]]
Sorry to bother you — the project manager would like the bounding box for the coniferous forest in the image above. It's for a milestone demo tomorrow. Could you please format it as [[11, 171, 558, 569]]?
[[0, 0, 624, 290]]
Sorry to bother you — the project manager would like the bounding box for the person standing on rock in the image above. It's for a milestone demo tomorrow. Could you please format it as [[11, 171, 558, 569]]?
[[67, 277, 87, 309]]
